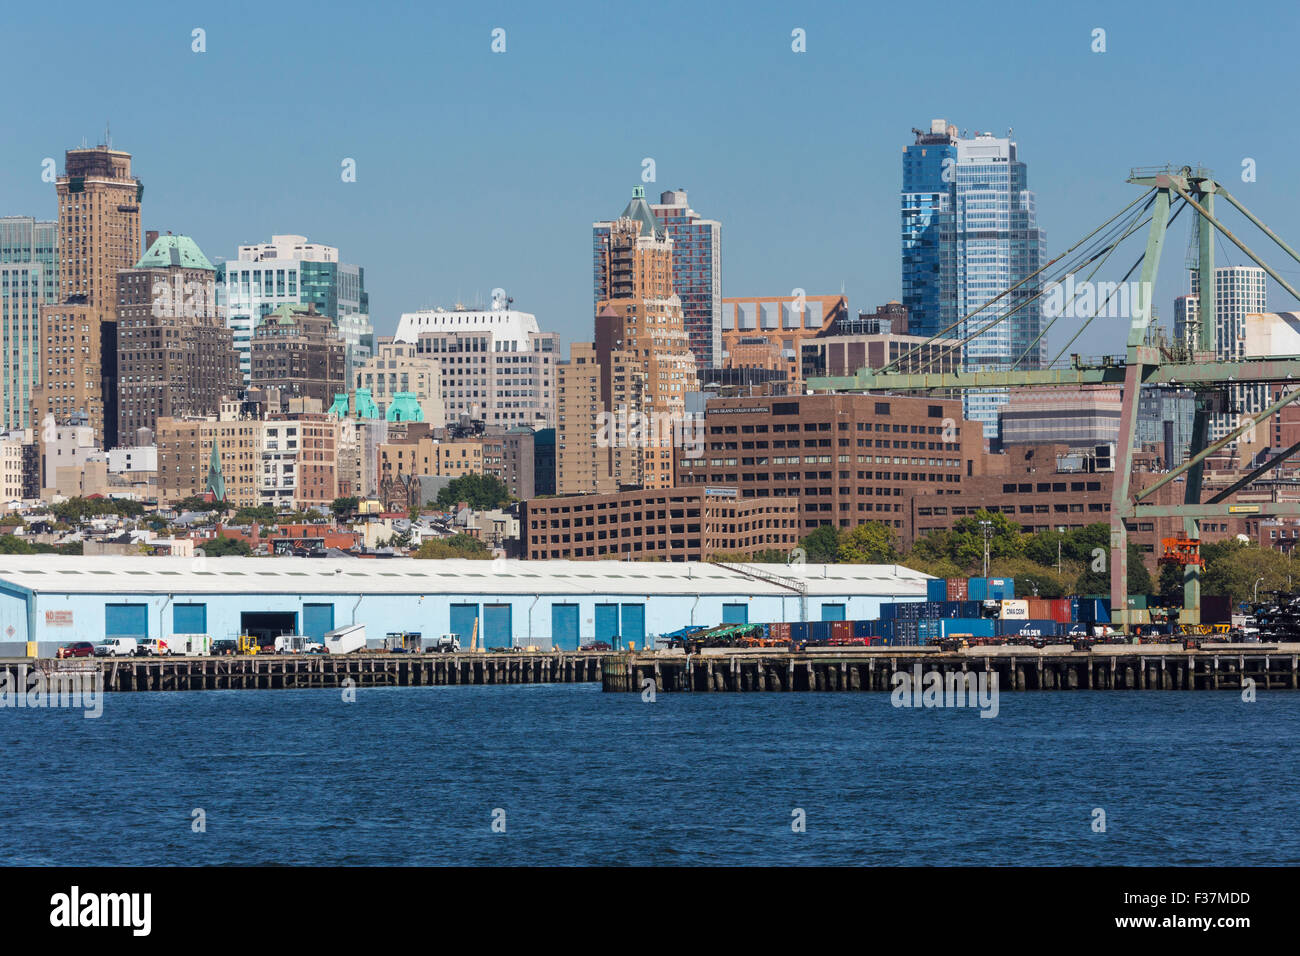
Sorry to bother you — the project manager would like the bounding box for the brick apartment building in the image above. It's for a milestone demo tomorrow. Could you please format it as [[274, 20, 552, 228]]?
[[674, 393, 984, 537], [522, 487, 799, 561]]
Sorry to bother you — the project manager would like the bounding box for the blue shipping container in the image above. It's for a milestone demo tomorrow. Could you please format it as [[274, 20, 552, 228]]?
[[939, 618, 996, 638], [997, 618, 1061, 638], [969, 577, 1015, 601], [809, 621, 833, 642], [927, 578, 948, 602], [852, 620, 873, 638], [790, 622, 809, 642]]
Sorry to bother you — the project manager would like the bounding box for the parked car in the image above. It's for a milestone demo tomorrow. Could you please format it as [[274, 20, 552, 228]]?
[[580, 641, 612, 652], [56, 641, 95, 659], [94, 637, 139, 658], [211, 639, 238, 656]]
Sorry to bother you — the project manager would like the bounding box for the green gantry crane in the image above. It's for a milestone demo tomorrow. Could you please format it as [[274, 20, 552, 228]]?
[[808, 166, 1300, 632]]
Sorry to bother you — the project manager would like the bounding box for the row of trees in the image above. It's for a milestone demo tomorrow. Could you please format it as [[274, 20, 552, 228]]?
[[721, 511, 1166, 600]]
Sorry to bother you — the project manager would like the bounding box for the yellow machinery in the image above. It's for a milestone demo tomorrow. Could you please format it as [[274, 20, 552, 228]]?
[[237, 634, 263, 655]]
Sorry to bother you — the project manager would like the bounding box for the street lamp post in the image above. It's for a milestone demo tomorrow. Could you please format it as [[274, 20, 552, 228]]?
[[1255, 576, 1265, 603], [980, 520, 992, 578]]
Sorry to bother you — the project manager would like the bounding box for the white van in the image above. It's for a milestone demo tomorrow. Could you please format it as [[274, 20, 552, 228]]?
[[95, 637, 139, 657]]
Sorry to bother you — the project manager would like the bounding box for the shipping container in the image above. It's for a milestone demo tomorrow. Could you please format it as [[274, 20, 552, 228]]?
[[939, 617, 996, 638], [999, 599, 1030, 620], [968, 577, 1015, 601], [831, 620, 853, 641], [769, 621, 791, 641], [809, 621, 833, 642], [852, 620, 873, 638], [1127, 594, 1148, 610], [1201, 595, 1230, 625], [1049, 598, 1074, 624], [997, 618, 1062, 638], [1076, 597, 1110, 624], [879, 603, 898, 621], [1026, 597, 1053, 620], [927, 578, 948, 602], [789, 621, 809, 642], [946, 578, 969, 601]]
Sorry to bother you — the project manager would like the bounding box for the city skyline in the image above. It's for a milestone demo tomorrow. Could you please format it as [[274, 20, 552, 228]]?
[[4, 0, 1298, 355]]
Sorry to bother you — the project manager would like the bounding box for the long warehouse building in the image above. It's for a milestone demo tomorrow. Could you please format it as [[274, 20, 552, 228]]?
[[0, 556, 930, 657]]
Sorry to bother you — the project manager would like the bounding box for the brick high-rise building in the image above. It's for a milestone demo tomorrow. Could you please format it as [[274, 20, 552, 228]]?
[[32, 145, 142, 452], [589, 187, 699, 491], [116, 234, 241, 440], [249, 303, 345, 406], [556, 341, 615, 495]]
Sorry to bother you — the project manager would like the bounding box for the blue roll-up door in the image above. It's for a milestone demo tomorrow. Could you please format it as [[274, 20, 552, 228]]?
[[722, 603, 748, 624], [551, 604, 579, 651], [619, 604, 645, 649], [450, 603, 479, 645], [821, 603, 846, 621], [302, 603, 335, 641], [172, 603, 206, 634], [105, 603, 148, 638], [483, 604, 512, 649], [594, 604, 619, 644]]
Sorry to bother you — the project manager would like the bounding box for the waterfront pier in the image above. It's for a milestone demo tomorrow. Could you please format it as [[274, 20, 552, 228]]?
[[1, 652, 606, 693], [601, 646, 1300, 693]]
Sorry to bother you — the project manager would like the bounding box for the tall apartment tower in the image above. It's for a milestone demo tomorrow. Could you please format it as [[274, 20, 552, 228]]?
[[556, 341, 616, 495], [590, 186, 699, 490], [1189, 265, 1269, 441], [31, 144, 142, 450], [0, 216, 57, 429], [902, 120, 1045, 438], [647, 189, 721, 370], [116, 234, 241, 439], [218, 234, 372, 384]]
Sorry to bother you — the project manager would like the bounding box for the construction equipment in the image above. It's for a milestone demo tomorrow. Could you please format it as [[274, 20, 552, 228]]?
[[1159, 537, 1203, 565], [237, 634, 264, 655]]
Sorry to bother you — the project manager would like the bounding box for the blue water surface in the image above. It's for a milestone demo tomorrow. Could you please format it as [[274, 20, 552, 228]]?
[[1, 685, 1296, 865]]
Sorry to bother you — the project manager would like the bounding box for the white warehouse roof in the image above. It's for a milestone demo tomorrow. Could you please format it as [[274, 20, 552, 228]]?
[[0, 556, 932, 598]]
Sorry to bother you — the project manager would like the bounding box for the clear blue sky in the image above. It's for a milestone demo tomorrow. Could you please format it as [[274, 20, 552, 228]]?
[[3, 0, 1298, 355]]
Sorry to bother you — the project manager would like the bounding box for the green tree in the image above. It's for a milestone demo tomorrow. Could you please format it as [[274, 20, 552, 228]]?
[[1075, 542, 1149, 596], [200, 536, 252, 557], [799, 525, 842, 563], [412, 534, 492, 560], [330, 496, 359, 521], [435, 473, 511, 512], [990, 556, 1071, 598], [232, 505, 276, 524], [838, 522, 899, 563], [949, 509, 1024, 570]]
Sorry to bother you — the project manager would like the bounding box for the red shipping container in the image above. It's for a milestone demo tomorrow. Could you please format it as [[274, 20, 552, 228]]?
[[1049, 599, 1072, 623], [831, 621, 853, 641], [770, 622, 791, 640], [946, 578, 969, 600], [1026, 598, 1052, 620]]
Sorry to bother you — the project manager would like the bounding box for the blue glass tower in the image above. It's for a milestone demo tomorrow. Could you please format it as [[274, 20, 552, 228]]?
[[901, 120, 1045, 438]]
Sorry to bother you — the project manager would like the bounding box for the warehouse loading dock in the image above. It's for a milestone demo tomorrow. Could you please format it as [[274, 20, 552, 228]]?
[[241, 611, 298, 643]]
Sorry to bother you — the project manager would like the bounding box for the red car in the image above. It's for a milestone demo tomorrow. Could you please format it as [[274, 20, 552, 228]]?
[[56, 642, 95, 659]]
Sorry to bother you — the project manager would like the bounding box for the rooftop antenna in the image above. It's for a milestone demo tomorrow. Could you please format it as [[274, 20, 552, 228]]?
[[104, 121, 111, 148]]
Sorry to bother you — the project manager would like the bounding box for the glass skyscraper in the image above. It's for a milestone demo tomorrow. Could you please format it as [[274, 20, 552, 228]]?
[[902, 119, 1045, 438], [0, 216, 58, 429]]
